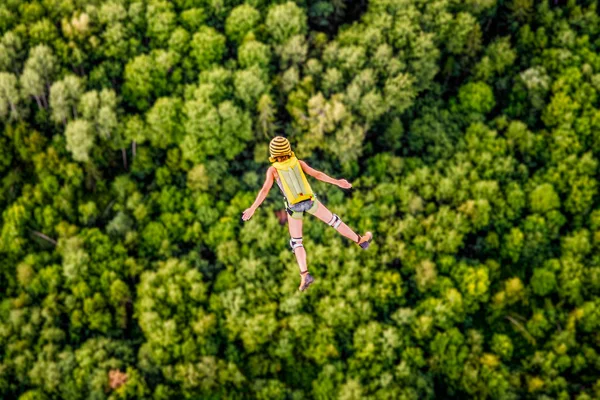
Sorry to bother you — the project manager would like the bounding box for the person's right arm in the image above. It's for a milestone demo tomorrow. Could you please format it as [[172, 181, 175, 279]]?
[[242, 167, 275, 221], [299, 160, 352, 189]]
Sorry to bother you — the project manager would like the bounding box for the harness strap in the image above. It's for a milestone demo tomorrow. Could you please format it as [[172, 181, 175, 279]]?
[[289, 237, 304, 253], [328, 214, 342, 229]]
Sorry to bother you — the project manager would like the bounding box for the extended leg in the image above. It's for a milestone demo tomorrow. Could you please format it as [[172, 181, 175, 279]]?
[[312, 202, 373, 249], [287, 216, 307, 273], [288, 215, 315, 291]]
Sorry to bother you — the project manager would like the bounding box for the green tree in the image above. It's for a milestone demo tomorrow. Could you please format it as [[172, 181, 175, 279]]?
[[234, 67, 268, 106], [146, 1, 176, 46], [265, 2, 307, 44], [0, 31, 23, 73], [457, 81, 496, 117], [123, 51, 177, 111], [530, 183, 560, 214], [20, 45, 57, 109], [0, 72, 20, 120], [65, 119, 94, 162], [145, 97, 183, 149], [238, 40, 272, 69], [49, 75, 83, 124], [190, 26, 226, 71], [225, 4, 261, 43]]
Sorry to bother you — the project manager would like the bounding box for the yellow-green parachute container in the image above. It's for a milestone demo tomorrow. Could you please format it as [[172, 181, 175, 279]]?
[[272, 156, 314, 205]]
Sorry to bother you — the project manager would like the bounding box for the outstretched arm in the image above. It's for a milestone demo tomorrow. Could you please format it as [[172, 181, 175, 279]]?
[[242, 167, 275, 221], [299, 160, 352, 189]]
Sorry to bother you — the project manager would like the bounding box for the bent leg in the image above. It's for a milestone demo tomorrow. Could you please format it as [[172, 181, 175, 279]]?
[[312, 202, 360, 243], [287, 215, 308, 273]]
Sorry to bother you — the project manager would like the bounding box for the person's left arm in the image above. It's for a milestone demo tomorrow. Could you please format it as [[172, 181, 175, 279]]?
[[242, 167, 275, 221], [299, 160, 352, 189]]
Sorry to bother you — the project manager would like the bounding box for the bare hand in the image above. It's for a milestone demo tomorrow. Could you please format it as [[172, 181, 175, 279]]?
[[242, 207, 255, 221], [338, 179, 352, 189]]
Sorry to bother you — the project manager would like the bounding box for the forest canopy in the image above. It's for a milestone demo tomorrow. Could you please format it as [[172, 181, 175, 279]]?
[[1, 0, 600, 399]]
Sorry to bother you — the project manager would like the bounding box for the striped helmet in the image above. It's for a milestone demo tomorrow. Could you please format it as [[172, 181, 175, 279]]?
[[269, 136, 293, 161]]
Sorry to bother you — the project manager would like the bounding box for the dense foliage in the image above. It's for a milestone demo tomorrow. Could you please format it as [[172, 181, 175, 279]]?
[[1, 0, 600, 398]]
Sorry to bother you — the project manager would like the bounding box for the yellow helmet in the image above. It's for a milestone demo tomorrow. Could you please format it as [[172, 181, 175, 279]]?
[[269, 136, 294, 162]]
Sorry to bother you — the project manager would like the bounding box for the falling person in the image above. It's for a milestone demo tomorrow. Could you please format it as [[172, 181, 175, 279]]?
[[242, 136, 373, 291]]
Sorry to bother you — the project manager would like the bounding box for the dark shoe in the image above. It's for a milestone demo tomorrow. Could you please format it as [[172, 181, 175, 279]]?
[[299, 272, 314, 291], [358, 232, 373, 250]]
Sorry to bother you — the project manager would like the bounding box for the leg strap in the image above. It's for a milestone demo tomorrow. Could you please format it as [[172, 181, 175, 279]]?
[[289, 237, 303, 253], [328, 214, 342, 230], [284, 197, 294, 216]]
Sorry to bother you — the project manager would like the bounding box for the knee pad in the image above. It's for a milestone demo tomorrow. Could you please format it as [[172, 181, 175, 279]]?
[[289, 237, 303, 253], [328, 214, 342, 230]]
